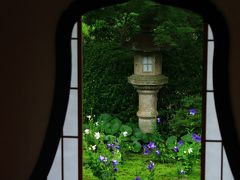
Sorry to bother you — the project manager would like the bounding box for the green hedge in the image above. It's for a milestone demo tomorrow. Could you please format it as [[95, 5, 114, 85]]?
[[83, 42, 138, 122]]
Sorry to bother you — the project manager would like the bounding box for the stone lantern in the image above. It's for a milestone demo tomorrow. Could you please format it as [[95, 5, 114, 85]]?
[[128, 18, 168, 133]]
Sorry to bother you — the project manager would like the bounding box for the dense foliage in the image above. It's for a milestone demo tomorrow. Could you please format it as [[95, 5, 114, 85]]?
[[83, 42, 138, 121], [82, 0, 203, 141], [83, 113, 201, 179]]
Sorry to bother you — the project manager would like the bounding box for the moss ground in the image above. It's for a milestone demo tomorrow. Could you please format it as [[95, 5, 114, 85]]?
[[83, 153, 200, 180]]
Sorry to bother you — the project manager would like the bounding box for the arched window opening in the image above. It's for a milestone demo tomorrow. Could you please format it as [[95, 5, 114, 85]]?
[[46, 1, 234, 180]]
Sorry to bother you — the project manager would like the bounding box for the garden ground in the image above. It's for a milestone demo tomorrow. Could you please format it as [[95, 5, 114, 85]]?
[[83, 153, 200, 180]]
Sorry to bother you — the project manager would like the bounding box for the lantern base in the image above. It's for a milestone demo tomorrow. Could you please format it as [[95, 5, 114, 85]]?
[[138, 117, 156, 133]]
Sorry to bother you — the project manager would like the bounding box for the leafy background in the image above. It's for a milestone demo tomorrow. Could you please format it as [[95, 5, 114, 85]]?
[[82, 0, 203, 137]]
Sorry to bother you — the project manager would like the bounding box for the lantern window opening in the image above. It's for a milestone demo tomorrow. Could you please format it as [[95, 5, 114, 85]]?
[[143, 56, 153, 72]]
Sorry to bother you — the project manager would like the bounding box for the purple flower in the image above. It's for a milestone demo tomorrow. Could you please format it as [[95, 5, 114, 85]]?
[[156, 149, 160, 155], [106, 144, 111, 149], [173, 146, 179, 153], [144, 148, 150, 155], [143, 145, 150, 155], [179, 169, 186, 175], [112, 160, 118, 167], [99, 155, 104, 161], [147, 142, 156, 149], [147, 161, 155, 171], [157, 116, 161, 124], [99, 155, 107, 162], [192, 133, 201, 142], [115, 145, 120, 150], [135, 177, 140, 180], [114, 167, 118, 172], [189, 108, 197, 116], [178, 140, 184, 146]]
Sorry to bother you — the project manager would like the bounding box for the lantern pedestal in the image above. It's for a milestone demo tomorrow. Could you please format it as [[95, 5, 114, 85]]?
[[128, 74, 168, 133]]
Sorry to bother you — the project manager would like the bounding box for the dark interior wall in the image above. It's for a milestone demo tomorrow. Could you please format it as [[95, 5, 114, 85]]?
[[209, 0, 240, 144], [0, 0, 72, 179], [215, 0, 240, 144], [0, 0, 239, 179]]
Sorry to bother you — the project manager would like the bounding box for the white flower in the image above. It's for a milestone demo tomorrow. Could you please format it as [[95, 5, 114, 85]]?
[[95, 122, 99, 126], [184, 151, 187, 154], [180, 169, 186, 174], [188, 148, 193, 154], [86, 115, 91, 120], [91, 145, 96, 151], [94, 132, 100, 140], [103, 157, 107, 162], [84, 129, 90, 134], [123, 131, 128, 137]]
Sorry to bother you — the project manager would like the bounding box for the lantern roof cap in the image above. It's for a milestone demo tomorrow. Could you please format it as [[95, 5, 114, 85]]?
[[130, 9, 161, 52], [131, 32, 161, 52]]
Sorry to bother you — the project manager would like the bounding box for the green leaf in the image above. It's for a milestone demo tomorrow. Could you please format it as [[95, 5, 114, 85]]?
[[166, 135, 177, 148], [104, 135, 116, 142], [131, 136, 140, 142], [120, 124, 132, 135], [104, 122, 113, 134], [104, 118, 122, 135], [134, 130, 142, 139], [181, 133, 193, 143], [132, 141, 142, 152], [98, 114, 113, 124], [142, 133, 149, 143]]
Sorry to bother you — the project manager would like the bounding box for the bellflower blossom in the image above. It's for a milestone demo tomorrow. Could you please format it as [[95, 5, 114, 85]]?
[[178, 140, 184, 146], [135, 177, 140, 180], [179, 169, 186, 175], [148, 142, 156, 149], [143, 145, 150, 155], [173, 146, 179, 153], [84, 129, 90, 135], [147, 161, 155, 171], [157, 116, 161, 124], [188, 148, 193, 154], [189, 108, 197, 116], [192, 133, 201, 142], [123, 131, 128, 137], [91, 145, 96, 151], [156, 149, 160, 156], [94, 132, 100, 140], [104, 158, 108, 162], [99, 155, 105, 161], [106, 144, 111, 149], [112, 160, 118, 167]]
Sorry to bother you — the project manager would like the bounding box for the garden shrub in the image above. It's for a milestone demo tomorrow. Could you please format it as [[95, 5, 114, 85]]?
[[83, 113, 201, 179], [83, 42, 138, 123], [168, 95, 202, 137]]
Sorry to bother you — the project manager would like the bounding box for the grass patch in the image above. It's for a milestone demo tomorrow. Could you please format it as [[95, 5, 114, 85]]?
[[83, 153, 200, 180]]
